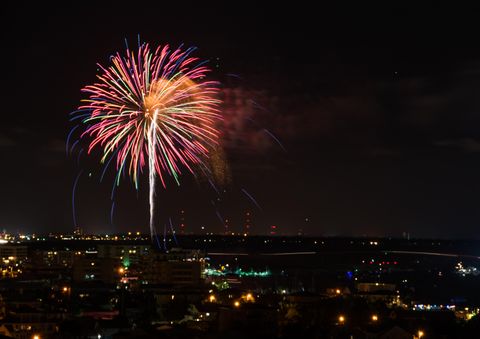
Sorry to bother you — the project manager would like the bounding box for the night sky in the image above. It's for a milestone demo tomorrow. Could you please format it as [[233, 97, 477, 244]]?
[[2, 3, 480, 238]]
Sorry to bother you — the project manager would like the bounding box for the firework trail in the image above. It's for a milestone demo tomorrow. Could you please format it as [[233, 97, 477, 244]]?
[[72, 170, 83, 228], [66, 125, 79, 155], [244, 116, 287, 152], [71, 43, 221, 240], [168, 218, 179, 246], [148, 109, 158, 240], [263, 129, 287, 152], [110, 201, 115, 225], [215, 209, 225, 225], [249, 99, 270, 112], [151, 221, 162, 250], [241, 188, 262, 211], [76, 149, 84, 165], [163, 224, 168, 251], [226, 73, 243, 80]]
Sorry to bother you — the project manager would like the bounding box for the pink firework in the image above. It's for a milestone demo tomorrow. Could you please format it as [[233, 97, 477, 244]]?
[[74, 43, 221, 188], [71, 43, 222, 239]]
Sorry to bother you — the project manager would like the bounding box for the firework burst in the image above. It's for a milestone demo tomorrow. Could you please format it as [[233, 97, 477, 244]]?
[[71, 43, 222, 239]]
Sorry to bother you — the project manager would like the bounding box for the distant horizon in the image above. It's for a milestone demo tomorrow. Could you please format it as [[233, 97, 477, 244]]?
[[3, 231, 480, 241]]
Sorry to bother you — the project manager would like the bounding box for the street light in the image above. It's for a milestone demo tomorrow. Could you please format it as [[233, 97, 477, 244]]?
[[418, 330, 424, 338], [244, 293, 255, 302], [338, 315, 345, 324], [234, 301, 240, 308], [371, 314, 378, 322]]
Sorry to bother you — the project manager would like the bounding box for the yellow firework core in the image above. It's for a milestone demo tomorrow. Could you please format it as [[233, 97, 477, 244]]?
[[143, 77, 198, 121]]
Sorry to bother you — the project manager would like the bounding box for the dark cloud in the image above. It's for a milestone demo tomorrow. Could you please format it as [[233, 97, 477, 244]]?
[[43, 138, 66, 154], [368, 147, 402, 158], [434, 138, 480, 153], [0, 134, 15, 148]]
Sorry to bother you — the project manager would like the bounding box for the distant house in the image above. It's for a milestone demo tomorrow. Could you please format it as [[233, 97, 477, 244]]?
[[0, 324, 12, 338], [380, 326, 413, 339], [356, 282, 401, 305]]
